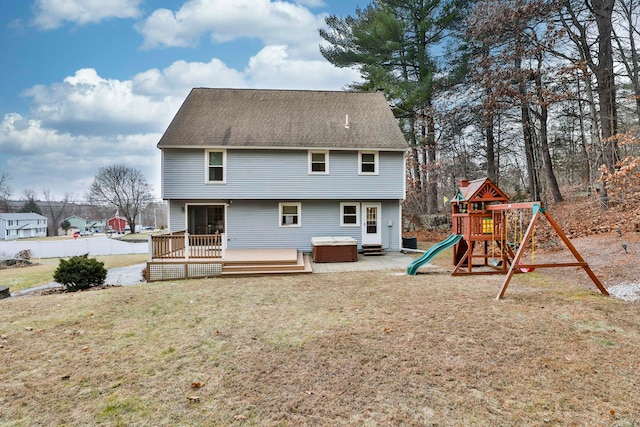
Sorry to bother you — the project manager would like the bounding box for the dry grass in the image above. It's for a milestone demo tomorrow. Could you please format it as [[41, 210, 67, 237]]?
[[0, 254, 148, 293], [1, 267, 639, 426]]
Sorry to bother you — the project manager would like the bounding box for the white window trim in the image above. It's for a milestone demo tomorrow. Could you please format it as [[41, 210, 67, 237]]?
[[204, 149, 227, 184], [340, 202, 360, 227], [308, 150, 329, 175], [358, 151, 379, 175], [279, 202, 302, 228]]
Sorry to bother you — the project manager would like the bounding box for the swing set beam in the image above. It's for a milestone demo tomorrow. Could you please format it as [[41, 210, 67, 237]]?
[[486, 202, 608, 300]]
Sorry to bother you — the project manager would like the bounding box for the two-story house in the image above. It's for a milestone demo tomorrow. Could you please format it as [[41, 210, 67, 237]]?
[[0, 212, 48, 240], [156, 88, 407, 258], [64, 215, 106, 233]]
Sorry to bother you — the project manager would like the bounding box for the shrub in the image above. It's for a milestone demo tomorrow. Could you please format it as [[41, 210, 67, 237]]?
[[53, 254, 107, 292]]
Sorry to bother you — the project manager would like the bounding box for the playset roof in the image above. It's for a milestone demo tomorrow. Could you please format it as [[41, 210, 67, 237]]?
[[453, 178, 509, 203]]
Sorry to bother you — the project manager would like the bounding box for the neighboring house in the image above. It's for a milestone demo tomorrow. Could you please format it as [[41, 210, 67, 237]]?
[[107, 216, 127, 232], [157, 88, 408, 252], [0, 212, 48, 241], [86, 219, 106, 233], [64, 215, 106, 233]]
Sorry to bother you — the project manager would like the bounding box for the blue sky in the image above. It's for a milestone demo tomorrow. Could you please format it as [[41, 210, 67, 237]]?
[[0, 0, 368, 201]]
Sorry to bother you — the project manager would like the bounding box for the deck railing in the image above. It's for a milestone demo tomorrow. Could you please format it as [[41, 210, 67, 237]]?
[[150, 231, 225, 259]]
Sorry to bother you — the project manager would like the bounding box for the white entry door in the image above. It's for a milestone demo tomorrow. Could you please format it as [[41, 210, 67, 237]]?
[[362, 203, 382, 245]]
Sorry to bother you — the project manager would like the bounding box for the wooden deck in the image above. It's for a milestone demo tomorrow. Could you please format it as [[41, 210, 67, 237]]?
[[146, 248, 312, 282]]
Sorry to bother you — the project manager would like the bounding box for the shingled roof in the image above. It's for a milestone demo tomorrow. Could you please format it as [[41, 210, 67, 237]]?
[[157, 88, 408, 151]]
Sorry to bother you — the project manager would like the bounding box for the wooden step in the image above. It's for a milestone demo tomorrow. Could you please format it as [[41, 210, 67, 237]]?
[[221, 253, 312, 275], [223, 248, 299, 266], [361, 244, 385, 256]]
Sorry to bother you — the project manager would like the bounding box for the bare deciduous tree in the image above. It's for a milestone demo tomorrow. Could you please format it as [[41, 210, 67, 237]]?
[[42, 189, 75, 236], [0, 172, 12, 212], [88, 164, 153, 234]]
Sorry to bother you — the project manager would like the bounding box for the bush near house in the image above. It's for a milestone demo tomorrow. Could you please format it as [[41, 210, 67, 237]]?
[[53, 254, 107, 292]]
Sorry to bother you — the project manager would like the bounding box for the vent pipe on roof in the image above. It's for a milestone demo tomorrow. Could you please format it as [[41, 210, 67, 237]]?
[[345, 114, 349, 129]]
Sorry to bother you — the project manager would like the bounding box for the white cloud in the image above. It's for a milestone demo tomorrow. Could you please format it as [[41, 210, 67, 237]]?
[[133, 59, 247, 96], [23, 68, 182, 136], [135, 0, 325, 50], [32, 0, 143, 30], [246, 45, 360, 90], [0, 113, 161, 198], [295, 0, 326, 7], [22, 55, 359, 138], [0, 113, 70, 154], [5, 41, 360, 197]]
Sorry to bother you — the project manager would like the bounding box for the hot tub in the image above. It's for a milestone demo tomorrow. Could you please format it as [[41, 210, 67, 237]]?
[[311, 236, 358, 263]]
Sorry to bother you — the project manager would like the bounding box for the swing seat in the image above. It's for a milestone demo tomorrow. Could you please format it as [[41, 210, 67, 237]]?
[[519, 262, 535, 273], [491, 259, 502, 267]]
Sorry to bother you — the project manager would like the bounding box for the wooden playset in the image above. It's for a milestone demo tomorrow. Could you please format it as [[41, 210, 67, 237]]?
[[449, 178, 608, 299]]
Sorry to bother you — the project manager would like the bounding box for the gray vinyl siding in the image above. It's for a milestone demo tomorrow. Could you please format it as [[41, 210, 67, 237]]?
[[162, 148, 405, 200], [168, 199, 401, 252]]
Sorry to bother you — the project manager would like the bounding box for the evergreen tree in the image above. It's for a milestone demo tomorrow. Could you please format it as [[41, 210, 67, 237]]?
[[60, 219, 71, 235], [19, 189, 42, 214], [320, 0, 467, 214]]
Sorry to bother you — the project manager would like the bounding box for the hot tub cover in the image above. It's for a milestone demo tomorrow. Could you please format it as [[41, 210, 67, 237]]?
[[311, 236, 358, 246]]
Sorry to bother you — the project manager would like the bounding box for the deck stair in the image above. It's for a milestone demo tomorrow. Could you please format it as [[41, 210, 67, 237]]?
[[361, 244, 385, 256], [221, 248, 312, 275], [146, 248, 312, 281]]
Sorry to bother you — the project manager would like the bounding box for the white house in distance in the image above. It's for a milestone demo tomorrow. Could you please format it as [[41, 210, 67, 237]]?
[[0, 212, 48, 241]]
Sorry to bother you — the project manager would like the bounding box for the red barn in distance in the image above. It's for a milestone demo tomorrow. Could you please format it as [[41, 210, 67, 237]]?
[[107, 216, 128, 233]]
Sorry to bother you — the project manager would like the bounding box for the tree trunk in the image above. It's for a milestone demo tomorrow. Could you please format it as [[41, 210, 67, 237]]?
[[592, 0, 618, 209], [593, 0, 618, 170], [410, 146, 421, 192], [613, 0, 640, 126], [43, 190, 73, 237], [575, 76, 592, 186], [535, 71, 563, 202], [515, 55, 541, 201], [485, 113, 497, 183], [406, 116, 421, 196], [425, 108, 438, 214], [522, 102, 541, 201]]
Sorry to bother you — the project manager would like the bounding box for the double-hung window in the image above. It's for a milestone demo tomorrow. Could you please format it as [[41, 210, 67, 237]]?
[[206, 150, 226, 183], [340, 202, 360, 227], [279, 202, 301, 227], [309, 151, 329, 174], [358, 151, 378, 175]]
